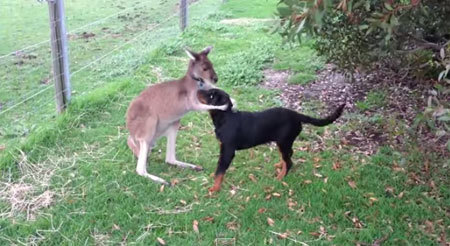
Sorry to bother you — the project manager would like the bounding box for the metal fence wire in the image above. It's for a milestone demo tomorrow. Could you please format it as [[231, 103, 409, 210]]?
[[0, 0, 208, 147]]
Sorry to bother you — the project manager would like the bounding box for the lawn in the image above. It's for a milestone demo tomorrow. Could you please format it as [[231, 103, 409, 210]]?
[[0, 0, 448, 245]]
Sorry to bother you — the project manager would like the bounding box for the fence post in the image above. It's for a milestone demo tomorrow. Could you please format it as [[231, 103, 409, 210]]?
[[180, 0, 187, 31], [48, 0, 71, 113]]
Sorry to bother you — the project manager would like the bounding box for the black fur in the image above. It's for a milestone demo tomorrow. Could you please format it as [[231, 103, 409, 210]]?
[[198, 89, 345, 183]]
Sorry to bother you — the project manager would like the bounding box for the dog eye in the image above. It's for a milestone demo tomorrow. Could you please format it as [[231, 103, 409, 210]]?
[[209, 94, 214, 99]]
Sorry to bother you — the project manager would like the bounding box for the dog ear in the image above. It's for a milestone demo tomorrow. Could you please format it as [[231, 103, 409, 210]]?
[[201, 46, 213, 56], [184, 48, 199, 61]]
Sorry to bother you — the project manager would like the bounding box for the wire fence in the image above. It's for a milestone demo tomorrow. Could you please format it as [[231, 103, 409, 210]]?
[[0, 0, 216, 148]]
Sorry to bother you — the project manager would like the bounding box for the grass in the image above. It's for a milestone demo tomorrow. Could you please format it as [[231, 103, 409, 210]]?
[[0, 0, 218, 148], [273, 40, 325, 85], [356, 90, 388, 112], [0, 0, 448, 245]]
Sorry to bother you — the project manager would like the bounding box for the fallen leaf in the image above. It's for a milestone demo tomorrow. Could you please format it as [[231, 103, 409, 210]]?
[[265, 194, 272, 200], [303, 180, 312, 184], [398, 191, 404, 198], [258, 208, 267, 214], [157, 237, 166, 245], [230, 189, 237, 196], [264, 186, 274, 193], [313, 171, 323, 178], [348, 180, 357, 189], [369, 197, 378, 204], [193, 220, 199, 233], [160, 185, 165, 193], [202, 216, 214, 222], [248, 174, 257, 183], [226, 221, 239, 230], [424, 220, 434, 233], [287, 199, 297, 210], [272, 192, 281, 197], [282, 181, 289, 187], [267, 217, 275, 226], [171, 179, 180, 186], [332, 162, 342, 170], [309, 231, 321, 237], [352, 216, 364, 228], [392, 165, 405, 172], [323, 177, 328, 183], [385, 186, 394, 194], [180, 200, 187, 205], [277, 232, 289, 239], [288, 189, 294, 196], [112, 224, 120, 231], [429, 180, 436, 190]]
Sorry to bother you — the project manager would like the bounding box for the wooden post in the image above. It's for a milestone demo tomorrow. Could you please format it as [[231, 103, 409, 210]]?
[[180, 0, 187, 31], [48, 0, 71, 113]]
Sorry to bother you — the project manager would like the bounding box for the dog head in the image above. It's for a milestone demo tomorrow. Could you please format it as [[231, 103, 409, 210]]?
[[197, 88, 233, 111], [185, 46, 218, 89]]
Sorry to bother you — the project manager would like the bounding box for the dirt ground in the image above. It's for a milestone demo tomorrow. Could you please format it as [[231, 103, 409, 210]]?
[[261, 65, 449, 158]]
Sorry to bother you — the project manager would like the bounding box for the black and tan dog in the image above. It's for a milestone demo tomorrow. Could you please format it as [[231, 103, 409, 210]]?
[[197, 89, 345, 192]]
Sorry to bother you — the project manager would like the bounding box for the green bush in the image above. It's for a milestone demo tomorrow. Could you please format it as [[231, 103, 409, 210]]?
[[275, 0, 450, 151]]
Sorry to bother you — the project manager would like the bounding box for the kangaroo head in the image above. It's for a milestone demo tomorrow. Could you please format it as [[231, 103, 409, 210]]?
[[185, 46, 218, 89]]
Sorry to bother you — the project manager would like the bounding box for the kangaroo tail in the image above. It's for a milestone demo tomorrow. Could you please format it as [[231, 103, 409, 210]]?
[[296, 104, 345, 127]]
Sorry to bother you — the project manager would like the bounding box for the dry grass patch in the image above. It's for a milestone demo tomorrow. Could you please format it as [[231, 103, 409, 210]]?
[[0, 150, 74, 220]]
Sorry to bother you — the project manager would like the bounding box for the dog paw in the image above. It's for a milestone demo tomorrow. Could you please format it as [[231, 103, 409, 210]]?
[[208, 186, 220, 193]]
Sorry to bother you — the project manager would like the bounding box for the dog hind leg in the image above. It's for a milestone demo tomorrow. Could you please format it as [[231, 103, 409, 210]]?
[[165, 121, 203, 171], [276, 142, 294, 181]]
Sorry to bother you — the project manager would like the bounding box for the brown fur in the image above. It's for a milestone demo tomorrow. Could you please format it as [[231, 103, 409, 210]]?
[[126, 47, 228, 185]]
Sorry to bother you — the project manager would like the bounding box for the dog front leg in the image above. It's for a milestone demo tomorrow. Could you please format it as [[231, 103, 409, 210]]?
[[165, 122, 203, 171], [136, 140, 170, 186], [209, 145, 235, 192]]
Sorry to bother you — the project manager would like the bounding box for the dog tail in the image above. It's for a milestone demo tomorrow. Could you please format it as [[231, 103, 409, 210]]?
[[296, 104, 345, 127]]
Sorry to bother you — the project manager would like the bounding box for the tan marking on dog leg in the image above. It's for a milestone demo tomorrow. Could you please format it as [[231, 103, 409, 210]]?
[[277, 161, 287, 181], [273, 147, 283, 168], [208, 174, 224, 192]]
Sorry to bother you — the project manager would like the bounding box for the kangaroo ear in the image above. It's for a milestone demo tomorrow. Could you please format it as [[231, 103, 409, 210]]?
[[184, 48, 199, 61], [201, 46, 213, 56]]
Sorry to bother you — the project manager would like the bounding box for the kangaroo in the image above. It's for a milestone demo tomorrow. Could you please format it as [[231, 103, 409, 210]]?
[[126, 46, 228, 186]]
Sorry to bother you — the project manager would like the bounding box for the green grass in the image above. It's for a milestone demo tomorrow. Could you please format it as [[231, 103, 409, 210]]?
[[0, 0, 217, 148], [356, 90, 388, 112], [221, 0, 278, 18], [273, 41, 325, 85], [0, 0, 448, 245]]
